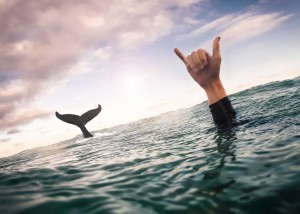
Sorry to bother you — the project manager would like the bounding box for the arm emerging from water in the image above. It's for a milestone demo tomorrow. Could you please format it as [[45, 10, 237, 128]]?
[[174, 37, 235, 125]]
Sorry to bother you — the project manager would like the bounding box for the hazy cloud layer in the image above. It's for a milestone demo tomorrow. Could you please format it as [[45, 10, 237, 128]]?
[[0, 0, 202, 131], [0, 108, 52, 130], [7, 128, 22, 135], [0, 138, 10, 143]]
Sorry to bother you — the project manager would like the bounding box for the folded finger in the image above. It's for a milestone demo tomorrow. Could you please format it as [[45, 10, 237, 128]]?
[[191, 51, 203, 71], [187, 55, 196, 72], [197, 49, 208, 67]]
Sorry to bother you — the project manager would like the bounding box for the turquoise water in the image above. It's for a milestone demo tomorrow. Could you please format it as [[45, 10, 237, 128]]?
[[0, 77, 299, 214]]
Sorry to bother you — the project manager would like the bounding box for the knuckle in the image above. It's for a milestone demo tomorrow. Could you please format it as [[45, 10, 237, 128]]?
[[197, 49, 205, 54], [187, 55, 192, 62], [187, 56, 193, 65], [215, 55, 222, 61]]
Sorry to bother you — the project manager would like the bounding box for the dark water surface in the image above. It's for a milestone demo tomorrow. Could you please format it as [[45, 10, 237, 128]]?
[[1, 77, 300, 214]]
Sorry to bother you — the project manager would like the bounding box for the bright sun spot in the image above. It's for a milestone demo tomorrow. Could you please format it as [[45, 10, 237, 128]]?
[[122, 74, 143, 90]]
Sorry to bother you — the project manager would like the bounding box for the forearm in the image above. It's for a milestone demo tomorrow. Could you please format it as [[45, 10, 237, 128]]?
[[203, 78, 227, 105]]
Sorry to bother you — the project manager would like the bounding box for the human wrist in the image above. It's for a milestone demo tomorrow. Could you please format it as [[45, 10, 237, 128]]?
[[203, 78, 227, 105]]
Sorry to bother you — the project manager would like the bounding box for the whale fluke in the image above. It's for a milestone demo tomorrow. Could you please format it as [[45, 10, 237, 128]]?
[[81, 104, 102, 125], [55, 104, 102, 138]]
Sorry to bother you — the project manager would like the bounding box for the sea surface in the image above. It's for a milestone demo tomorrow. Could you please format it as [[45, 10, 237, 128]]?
[[0, 77, 299, 214]]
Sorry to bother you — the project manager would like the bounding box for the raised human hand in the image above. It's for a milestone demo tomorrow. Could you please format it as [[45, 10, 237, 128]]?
[[174, 37, 227, 104]]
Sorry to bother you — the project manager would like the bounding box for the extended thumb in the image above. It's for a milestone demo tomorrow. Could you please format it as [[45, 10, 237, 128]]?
[[213, 36, 221, 58]]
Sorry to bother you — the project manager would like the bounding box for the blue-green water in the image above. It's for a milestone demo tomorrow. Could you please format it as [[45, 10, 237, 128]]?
[[0, 77, 300, 214]]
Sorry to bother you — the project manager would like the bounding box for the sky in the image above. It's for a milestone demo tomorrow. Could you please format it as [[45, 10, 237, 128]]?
[[0, 0, 300, 158]]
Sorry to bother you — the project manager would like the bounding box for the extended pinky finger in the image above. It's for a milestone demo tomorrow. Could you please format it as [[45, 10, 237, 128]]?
[[174, 48, 189, 66]]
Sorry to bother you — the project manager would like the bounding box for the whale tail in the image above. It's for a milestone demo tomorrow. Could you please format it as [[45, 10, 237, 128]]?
[[55, 104, 102, 138]]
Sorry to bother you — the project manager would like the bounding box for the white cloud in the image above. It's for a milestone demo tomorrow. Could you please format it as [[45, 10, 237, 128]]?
[[183, 17, 202, 25], [93, 46, 112, 61], [180, 10, 293, 45], [118, 13, 173, 48], [222, 13, 293, 45], [179, 14, 234, 40], [81, 16, 105, 29]]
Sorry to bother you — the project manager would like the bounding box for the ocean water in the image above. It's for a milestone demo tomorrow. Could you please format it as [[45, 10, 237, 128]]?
[[0, 77, 299, 214]]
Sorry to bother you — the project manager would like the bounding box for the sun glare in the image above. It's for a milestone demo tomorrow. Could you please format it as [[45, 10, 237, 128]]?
[[109, 56, 152, 93], [123, 74, 142, 90]]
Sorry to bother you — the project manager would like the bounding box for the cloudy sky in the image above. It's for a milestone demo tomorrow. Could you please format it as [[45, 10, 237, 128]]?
[[0, 0, 299, 157]]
